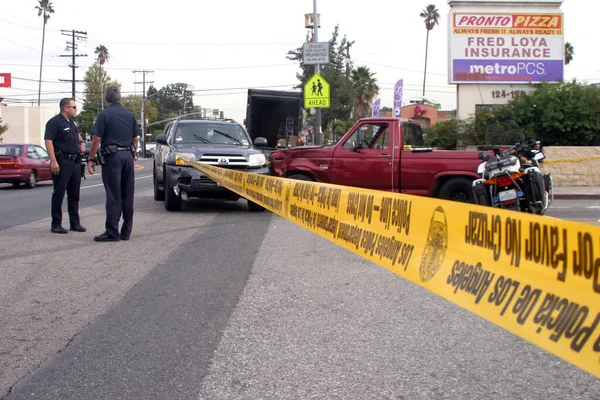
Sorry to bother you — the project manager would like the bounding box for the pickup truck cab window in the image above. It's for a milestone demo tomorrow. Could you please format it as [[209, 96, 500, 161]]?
[[342, 123, 389, 150], [402, 123, 425, 147]]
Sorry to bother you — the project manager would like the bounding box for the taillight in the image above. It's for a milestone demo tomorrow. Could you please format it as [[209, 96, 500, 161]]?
[[14, 157, 24, 168], [496, 175, 513, 187], [484, 172, 524, 187]]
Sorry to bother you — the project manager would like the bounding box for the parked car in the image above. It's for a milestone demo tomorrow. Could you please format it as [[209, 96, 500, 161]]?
[[0, 143, 53, 188]]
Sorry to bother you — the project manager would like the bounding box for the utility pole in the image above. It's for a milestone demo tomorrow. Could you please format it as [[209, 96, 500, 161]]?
[[133, 70, 153, 158], [312, 0, 322, 146], [345, 41, 354, 76], [58, 30, 87, 100]]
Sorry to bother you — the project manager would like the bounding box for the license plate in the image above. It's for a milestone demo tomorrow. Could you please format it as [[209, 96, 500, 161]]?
[[499, 189, 517, 202]]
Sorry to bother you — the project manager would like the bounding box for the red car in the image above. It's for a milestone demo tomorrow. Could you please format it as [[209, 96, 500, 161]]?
[[0, 143, 53, 188]]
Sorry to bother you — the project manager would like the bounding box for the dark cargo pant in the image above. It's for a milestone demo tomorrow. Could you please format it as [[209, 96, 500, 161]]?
[[51, 158, 82, 228], [101, 149, 135, 238]]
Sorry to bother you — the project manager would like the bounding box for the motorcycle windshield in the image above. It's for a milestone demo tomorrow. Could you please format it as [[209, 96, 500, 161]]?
[[484, 120, 524, 147]]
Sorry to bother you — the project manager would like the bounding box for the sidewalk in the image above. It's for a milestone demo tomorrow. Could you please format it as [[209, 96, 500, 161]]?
[[553, 186, 600, 200]]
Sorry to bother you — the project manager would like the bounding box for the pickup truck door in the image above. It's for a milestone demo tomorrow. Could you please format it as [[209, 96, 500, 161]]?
[[330, 122, 395, 191]]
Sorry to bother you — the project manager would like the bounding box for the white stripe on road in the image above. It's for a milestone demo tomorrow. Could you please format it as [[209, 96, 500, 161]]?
[[81, 174, 152, 190]]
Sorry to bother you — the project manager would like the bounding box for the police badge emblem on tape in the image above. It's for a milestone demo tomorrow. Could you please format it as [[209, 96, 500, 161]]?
[[419, 206, 449, 283]]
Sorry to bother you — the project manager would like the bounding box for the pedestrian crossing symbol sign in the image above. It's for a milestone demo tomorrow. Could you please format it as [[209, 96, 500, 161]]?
[[304, 73, 330, 108]]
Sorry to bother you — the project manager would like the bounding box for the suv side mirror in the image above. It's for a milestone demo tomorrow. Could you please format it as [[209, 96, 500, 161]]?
[[253, 137, 268, 147], [156, 134, 168, 146]]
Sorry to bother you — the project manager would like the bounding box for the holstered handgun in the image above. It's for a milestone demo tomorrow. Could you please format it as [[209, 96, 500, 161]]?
[[54, 149, 63, 161], [96, 151, 107, 165]]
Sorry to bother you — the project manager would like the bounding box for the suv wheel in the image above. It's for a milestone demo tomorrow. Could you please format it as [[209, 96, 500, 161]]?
[[164, 169, 182, 211], [153, 166, 165, 201]]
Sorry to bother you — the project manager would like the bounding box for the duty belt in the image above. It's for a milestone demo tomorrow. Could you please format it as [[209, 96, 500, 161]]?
[[61, 154, 79, 161], [117, 146, 131, 151]]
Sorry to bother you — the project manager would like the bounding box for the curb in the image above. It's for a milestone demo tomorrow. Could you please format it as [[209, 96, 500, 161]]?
[[553, 194, 600, 200]]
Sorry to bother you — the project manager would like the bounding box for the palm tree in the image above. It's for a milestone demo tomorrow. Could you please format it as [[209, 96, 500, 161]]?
[[564, 42, 574, 65], [94, 45, 110, 110], [35, 0, 55, 106], [420, 4, 440, 96], [351, 66, 379, 119]]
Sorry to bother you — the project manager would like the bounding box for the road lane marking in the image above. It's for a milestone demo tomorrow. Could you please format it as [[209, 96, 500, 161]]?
[[81, 175, 152, 190]]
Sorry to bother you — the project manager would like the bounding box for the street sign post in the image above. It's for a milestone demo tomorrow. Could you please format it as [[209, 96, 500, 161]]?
[[302, 42, 329, 65], [304, 73, 330, 109]]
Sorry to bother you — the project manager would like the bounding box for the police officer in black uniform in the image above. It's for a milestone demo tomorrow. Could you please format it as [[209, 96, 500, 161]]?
[[88, 86, 140, 242], [44, 97, 87, 234]]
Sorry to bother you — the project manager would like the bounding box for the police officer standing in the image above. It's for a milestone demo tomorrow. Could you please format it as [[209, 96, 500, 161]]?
[[88, 86, 140, 242], [44, 97, 86, 234]]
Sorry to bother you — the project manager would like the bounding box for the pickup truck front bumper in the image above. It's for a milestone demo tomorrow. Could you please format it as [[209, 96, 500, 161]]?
[[165, 165, 271, 200]]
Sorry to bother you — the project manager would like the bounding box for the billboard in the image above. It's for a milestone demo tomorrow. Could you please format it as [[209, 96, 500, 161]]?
[[449, 13, 564, 84]]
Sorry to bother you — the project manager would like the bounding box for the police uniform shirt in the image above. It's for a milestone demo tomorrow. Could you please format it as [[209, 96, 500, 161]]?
[[44, 114, 79, 154], [92, 103, 141, 147]]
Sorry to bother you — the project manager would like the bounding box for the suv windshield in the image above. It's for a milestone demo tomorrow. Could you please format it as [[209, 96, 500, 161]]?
[[174, 123, 250, 146]]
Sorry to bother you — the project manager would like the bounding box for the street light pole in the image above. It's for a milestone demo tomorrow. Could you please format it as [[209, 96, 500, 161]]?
[[313, 0, 322, 146]]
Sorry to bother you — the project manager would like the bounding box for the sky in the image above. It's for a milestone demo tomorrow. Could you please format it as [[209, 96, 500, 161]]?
[[0, 0, 597, 124]]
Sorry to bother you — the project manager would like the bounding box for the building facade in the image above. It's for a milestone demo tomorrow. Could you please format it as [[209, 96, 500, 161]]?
[[0, 106, 58, 146]]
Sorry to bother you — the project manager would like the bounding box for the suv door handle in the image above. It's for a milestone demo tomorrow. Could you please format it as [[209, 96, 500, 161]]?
[[379, 154, 392, 158]]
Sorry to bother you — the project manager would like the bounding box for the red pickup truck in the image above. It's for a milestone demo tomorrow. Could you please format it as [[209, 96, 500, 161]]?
[[269, 117, 485, 203]]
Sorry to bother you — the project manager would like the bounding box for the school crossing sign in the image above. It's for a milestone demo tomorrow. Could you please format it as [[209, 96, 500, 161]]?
[[304, 73, 330, 108]]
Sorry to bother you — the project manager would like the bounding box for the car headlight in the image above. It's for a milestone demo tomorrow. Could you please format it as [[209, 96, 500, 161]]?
[[249, 153, 266, 167], [175, 153, 196, 166]]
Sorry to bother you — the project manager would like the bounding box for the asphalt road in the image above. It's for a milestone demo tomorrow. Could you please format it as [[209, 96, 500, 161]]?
[[0, 163, 598, 399]]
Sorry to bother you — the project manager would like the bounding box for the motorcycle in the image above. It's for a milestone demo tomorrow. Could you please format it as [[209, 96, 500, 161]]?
[[472, 135, 553, 215]]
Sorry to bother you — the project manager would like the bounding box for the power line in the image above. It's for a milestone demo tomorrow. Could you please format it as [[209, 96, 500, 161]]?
[[76, 40, 298, 47], [0, 62, 295, 71], [11, 76, 71, 84], [353, 59, 448, 77]]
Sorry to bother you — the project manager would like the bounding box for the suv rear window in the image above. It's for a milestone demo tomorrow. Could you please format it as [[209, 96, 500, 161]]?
[[174, 123, 250, 146], [0, 145, 22, 156]]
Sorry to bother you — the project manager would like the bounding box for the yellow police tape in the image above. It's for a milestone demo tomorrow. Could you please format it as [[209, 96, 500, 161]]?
[[186, 160, 600, 378], [543, 156, 600, 165]]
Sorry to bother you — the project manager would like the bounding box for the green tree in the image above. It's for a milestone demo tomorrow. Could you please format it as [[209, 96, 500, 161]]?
[[94, 45, 110, 110], [0, 117, 8, 143], [351, 66, 379, 119], [493, 80, 600, 146], [121, 95, 158, 123], [148, 83, 195, 119], [35, 0, 55, 106], [564, 42, 574, 64], [420, 4, 440, 96], [287, 25, 356, 133], [77, 64, 120, 136]]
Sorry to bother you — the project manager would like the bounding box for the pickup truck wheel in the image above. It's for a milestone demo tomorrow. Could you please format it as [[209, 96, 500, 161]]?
[[153, 167, 165, 201], [439, 178, 475, 203], [247, 199, 265, 212], [287, 173, 314, 181], [164, 169, 182, 211]]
